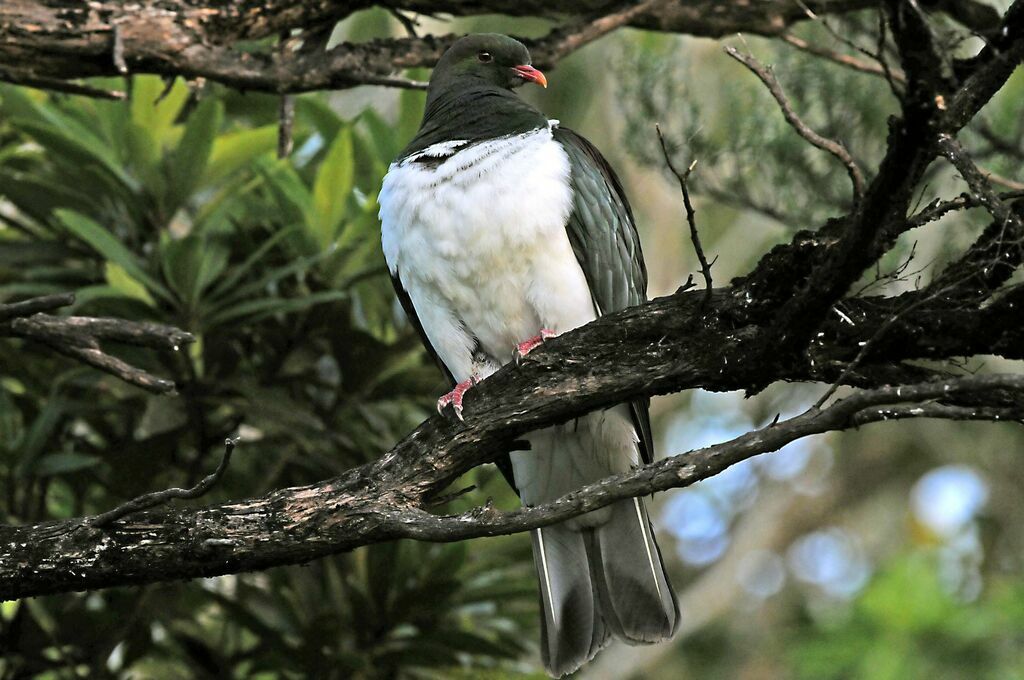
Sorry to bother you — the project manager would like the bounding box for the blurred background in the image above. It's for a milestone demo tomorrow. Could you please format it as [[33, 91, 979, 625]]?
[[1, 4, 1022, 678]]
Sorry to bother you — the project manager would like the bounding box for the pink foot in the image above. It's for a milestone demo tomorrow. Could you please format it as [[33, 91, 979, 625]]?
[[515, 328, 557, 359], [437, 375, 480, 421]]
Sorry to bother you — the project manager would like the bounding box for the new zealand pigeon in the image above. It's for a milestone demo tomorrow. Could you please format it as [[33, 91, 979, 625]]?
[[378, 33, 678, 676]]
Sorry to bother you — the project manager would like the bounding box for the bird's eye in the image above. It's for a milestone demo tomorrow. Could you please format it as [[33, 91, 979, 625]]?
[[477, 51, 493, 63]]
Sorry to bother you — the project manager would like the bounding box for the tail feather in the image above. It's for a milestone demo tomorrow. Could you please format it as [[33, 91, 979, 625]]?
[[584, 497, 678, 643], [516, 411, 678, 677], [532, 526, 610, 677]]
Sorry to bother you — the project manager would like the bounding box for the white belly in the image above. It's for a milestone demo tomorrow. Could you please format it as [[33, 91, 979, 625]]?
[[379, 124, 596, 382]]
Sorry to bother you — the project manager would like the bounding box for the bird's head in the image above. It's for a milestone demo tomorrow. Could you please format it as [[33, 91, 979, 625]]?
[[431, 33, 547, 91]]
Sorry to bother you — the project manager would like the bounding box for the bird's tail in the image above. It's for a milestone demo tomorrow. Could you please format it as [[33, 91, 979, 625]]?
[[531, 497, 678, 677], [532, 525, 609, 677]]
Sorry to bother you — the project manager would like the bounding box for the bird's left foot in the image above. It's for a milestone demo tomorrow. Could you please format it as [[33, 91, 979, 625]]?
[[437, 375, 480, 421], [515, 328, 557, 362]]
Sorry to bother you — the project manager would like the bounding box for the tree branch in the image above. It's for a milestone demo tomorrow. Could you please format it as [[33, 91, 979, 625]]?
[[0, 0, 938, 96], [1, 368, 1020, 601], [88, 439, 237, 527], [724, 44, 866, 202], [0, 294, 194, 394], [656, 125, 714, 306]]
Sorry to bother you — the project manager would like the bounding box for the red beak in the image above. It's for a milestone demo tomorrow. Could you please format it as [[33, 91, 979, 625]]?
[[512, 64, 548, 88]]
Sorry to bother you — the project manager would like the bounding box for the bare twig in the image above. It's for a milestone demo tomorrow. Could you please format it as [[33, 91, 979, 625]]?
[[89, 438, 238, 527], [112, 23, 128, 74], [0, 293, 76, 322], [938, 134, 1022, 229], [656, 124, 714, 307], [876, 9, 904, 98], [908, 190, 1024, 227], [724, 45, 866, 202], [779, 33, 906, 82], [795, 0, 882, 62], [0, 294, 194, 394], [982, 169, 1024, 192], [814, 288, 943, 407], [390, 9, 420, 37], [0, 68, 126, 100], [278, 94, 295, 158], [532, 0, 662, 67]]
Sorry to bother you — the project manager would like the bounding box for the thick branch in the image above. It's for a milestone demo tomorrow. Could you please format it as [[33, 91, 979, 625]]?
[[0, 278, 1022, 600], [0, 0, 925, 95]]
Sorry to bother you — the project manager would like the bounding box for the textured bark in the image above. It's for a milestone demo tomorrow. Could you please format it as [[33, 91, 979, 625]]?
[[0, 0, 996, 94]]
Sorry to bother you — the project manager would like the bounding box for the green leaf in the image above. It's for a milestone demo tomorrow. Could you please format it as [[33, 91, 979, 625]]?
[[207, 248, 331, 309], [202, 125, 278, 186], [33, 451, 102, 476], [205, 289, 348, 327], [57, 209, 172, 303], [14, 398, 65, 477], [311, 126, 355, 247], [159, 234, 229, 308], [257, 159, 314, 228], [14, 120, 135, 191], [166, 98, 223, 212], [297, 97, 344, 142], [398, 79, 427, 145], [105, 262, 156, 307], [0, 170, 97, 224], [205, 226, 298, 300], [130, 76, 189, 145]]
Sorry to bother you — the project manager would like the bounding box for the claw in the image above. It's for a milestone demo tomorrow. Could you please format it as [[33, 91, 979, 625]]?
[[437, 376, 479, 421], [515, 328, 557, 361]]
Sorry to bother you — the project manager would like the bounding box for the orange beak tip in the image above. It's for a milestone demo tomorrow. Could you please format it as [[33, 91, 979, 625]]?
[[514, 65, 548, 88]]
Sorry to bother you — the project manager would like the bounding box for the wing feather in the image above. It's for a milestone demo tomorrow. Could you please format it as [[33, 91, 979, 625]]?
[[553, 127, 654, 464]]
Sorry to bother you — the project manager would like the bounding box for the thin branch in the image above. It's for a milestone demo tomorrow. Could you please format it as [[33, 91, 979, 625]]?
[[938, 134, 1022, 230], [656, 124, 714, 307], [982, 169, 1024, 192], [0, 293, 76, 323], [814, 278, 958, 408], [389, 8, 421, 38], [724, 45, 866, 202], [0, 294, 194, 394], [530, 0, 662, 68], [396, 374, 1024, 542], [779, 32, 906, 83], [852, 403, 1024, 425], [278, 94, 295, 158], [0, 68, 126, 100], [88, 438, 237, 527], [908, 190, 1024, 227], [795, 0, 887, 64]]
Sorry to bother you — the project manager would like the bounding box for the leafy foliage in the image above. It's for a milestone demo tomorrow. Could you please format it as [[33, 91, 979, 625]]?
[[0, 79, 535, 678]]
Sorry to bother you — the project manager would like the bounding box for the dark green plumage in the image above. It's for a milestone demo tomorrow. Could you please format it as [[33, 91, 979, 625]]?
[[401, 34, 548, 159], [554, 126, 654, 463]]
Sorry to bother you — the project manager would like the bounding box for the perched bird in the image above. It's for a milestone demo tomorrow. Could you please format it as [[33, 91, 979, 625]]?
[[378, 33, 678, 676]]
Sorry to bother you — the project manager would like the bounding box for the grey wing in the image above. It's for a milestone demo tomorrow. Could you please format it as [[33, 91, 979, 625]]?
[[553, 126, 654, 464]]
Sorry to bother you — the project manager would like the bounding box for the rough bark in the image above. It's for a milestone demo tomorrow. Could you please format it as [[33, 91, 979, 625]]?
[[0, 0, 999, 94]]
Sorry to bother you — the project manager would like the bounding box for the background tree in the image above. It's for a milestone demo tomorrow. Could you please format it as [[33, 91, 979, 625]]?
[[0, 1, 1022, 678]]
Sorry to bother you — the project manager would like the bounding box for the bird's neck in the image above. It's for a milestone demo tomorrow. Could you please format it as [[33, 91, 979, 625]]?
[[400, 83, 548, 160]]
